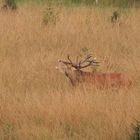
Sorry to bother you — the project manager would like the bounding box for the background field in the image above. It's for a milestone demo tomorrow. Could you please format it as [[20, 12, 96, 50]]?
[[0, 3, 140, 140]]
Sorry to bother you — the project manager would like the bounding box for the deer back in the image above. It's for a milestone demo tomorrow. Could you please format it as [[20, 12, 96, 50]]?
[[66, 70, 132, 88]]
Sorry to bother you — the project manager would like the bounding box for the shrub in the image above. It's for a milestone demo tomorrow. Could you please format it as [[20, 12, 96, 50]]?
[[2, 0, 17, 10], [42, 6, 59, 25], [130, 121, 140, 140]]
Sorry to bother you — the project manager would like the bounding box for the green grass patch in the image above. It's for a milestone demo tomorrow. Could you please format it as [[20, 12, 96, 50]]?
[[14, 0, 140, 7]]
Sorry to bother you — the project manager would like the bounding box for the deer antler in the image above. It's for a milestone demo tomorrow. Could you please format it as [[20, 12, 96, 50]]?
[[79, 55, 99, 69], [76, 56, 79, 64], [67, 55, 78, 68], [79, 60, 99, 69], [79, 54, 92, 65], [58, 59, 71, 65], [59, 54, 99, 70], [67, 55, 73, 64]]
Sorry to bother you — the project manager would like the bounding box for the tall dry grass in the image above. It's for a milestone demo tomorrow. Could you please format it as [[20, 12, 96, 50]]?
[[0, 5, 140, 140]]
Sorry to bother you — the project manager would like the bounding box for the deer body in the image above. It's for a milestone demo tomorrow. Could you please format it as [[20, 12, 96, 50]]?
[[65, 70, 131, 88], [56, 55, 132, 88]]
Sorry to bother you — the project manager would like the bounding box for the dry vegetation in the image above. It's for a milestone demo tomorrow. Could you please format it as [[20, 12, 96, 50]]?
[[0, 5, 140, 140]]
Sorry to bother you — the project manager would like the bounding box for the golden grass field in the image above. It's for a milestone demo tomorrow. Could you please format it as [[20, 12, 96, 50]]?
[[0, 5, 140, 140]]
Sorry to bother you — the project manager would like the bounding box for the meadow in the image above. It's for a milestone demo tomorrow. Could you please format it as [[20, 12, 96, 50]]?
[[0, 2, 140, 140]]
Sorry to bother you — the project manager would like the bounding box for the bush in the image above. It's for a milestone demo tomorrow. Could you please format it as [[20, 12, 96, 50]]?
[[130, 121, 140, 140], [2, 0, 17, 10], [42, 6, 59, 25]]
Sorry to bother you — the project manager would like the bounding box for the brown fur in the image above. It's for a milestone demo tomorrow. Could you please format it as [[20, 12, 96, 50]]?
[[70, 70, 132, 88]]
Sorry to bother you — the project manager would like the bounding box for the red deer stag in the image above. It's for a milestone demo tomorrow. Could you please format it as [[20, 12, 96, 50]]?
[[56, 55, 132, 88]]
